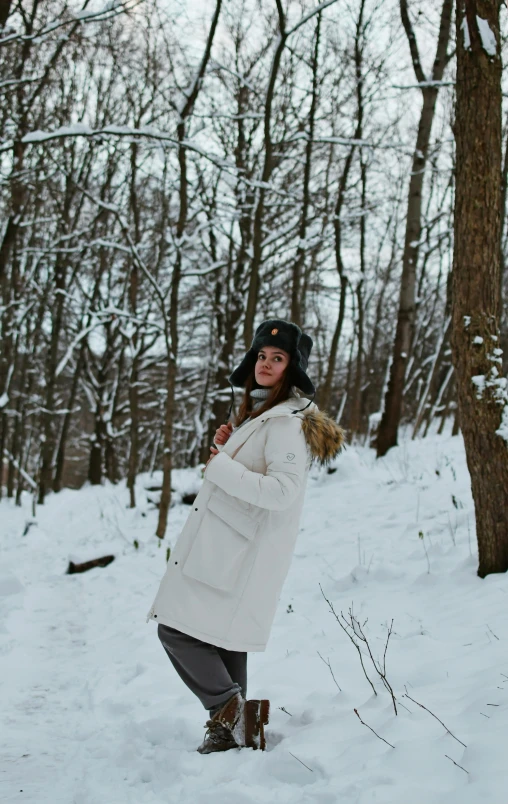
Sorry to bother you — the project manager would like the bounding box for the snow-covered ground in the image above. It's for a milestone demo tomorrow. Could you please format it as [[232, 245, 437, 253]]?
[[1, 431, 507, 804]]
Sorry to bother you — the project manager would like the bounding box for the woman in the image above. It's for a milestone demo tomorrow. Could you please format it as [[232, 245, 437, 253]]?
[[146, 319, 344, 754]]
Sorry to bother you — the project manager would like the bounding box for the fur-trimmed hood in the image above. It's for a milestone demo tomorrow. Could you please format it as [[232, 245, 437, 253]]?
[[300, 408, 345, 466]]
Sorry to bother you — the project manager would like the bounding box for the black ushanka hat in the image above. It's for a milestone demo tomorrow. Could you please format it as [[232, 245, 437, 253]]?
[[229, 319, 315, 395]]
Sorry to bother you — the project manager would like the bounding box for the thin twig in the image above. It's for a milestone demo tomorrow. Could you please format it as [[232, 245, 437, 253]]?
[[444, 754, 468, 774], [320, 588, 398, 713], [349, 612, 397, 715], [320, 586, 377, 698], [486, 624, 500, 640], [354, 708, 395, 749], [403, 687, 467, 748], [317, 651, 342, 691], [288, 752, 314, 772], [278, 706, 293, 717]]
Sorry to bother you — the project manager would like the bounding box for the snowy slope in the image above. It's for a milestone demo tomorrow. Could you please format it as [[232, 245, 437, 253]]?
[[1, 432, 507, 804]]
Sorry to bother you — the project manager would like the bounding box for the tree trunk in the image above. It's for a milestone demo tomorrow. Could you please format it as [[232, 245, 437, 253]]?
[[0, 0, 13, 28], [244, 5, 287, 347], [319, 0, 368, 413], [291, 12, 321, 326], [317, 137, 358, 412], [452, 0, 508, 577], [38, 257, 68, 503], [413, 317, 451, 437], [126, 141, 142, 508], [52, 350, 83, 493], [88, 402, 105, 486], [201, 78, 258, 462], [156, 0, 222, 539], [127, 353, 140, 508], [376, 0, 453, 456]]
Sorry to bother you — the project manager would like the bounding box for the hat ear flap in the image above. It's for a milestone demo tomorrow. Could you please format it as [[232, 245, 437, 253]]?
[[296, 333, 313, 369], [229, 349, 256, 388]]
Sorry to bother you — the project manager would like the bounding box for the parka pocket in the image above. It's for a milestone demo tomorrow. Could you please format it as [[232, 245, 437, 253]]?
[[181, 493, 260, 593], [207, 494, 258, 539]]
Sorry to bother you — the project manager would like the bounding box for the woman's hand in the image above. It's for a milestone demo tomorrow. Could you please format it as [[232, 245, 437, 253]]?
[[204, 446, 219, 469], [214, 422, 233, 445], [204, 423, 232, 470]]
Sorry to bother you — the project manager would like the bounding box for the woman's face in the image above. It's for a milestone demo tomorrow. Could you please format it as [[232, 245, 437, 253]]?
[[254, 346, 290, 387]]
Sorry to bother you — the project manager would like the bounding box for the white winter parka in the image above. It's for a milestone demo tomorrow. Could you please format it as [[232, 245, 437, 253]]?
[[146, 396, 343, 652]]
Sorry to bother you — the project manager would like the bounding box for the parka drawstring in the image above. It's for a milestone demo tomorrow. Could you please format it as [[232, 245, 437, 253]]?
[[291, 391, 315, 414], [226, 382, 235, 423]]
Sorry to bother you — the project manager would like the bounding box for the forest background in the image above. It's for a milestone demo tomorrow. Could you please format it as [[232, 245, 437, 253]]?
[[0, 0, 506, 545]]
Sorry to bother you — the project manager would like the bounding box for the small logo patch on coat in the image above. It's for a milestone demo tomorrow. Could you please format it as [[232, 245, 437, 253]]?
[[286, 453, 295, 461]]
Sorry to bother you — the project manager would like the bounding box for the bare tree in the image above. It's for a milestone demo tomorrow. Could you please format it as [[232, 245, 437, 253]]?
[[376, 0, 453, 456], [0, 1, 467, 508], [156, 0, 223, 539], [452, 0, 508, 577]]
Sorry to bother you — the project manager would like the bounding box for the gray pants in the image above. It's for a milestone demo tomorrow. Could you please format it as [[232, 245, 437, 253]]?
[[157, 623, 247, 715]]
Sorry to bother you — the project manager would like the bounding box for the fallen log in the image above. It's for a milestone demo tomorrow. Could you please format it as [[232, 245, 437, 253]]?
[[67, 555, 115, 574]]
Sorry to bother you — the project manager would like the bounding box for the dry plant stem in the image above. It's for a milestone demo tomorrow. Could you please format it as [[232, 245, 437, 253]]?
[[354, 708, 395, 749], [403, 687, 467, 748], [320, 585, 377, 698], [356, 615, 397, 715], [317, 651, 342, 691], [486, 624, 499, 640], [288, 752, 314, 772], [444, 754, 469, 774]]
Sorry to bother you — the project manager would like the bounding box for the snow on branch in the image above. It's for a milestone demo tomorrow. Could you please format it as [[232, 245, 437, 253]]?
[[2, 450, 37, 489], [286, 0, 340, 38], [0, 0, 142, 47], [392, 81, 455, 89], [55, 322, 103, 377], [3, 125, 236, 172]]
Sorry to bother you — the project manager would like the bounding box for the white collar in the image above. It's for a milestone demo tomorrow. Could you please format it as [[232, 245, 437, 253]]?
[[222, 396, 316, 456]]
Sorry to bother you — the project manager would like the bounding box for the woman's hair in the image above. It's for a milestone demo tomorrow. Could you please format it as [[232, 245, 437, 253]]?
[[235, 357, 296, 426]]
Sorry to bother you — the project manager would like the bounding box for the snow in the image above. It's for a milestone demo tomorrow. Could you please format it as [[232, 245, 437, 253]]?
[[1, 433, 507, 803], [471, 374, 485, 397], [22, 124, 93, 142], [496, 405, 508, 442], [75, 1, 122, 20], [476, 17, 497, 57], [461, 17, 471, 50]]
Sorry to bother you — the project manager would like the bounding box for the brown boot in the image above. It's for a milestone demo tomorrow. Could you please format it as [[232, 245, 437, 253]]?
[[196, 719, 239, 754], [196, 693, 243, 754], [244, 699, 270, 751], [215, 693, 270, 750], [196, 693, 270, 753]]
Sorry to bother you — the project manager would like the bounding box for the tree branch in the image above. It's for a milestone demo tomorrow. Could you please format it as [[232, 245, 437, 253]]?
[[400, 0, 427, 85]]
